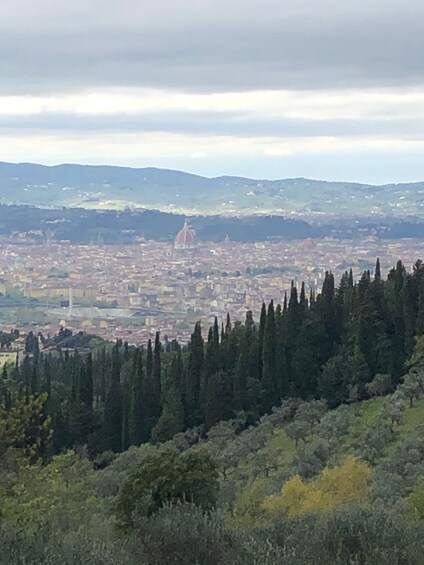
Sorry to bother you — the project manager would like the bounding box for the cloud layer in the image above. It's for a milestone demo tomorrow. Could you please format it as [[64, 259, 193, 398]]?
[[0, 0, 423, 182], [2, 0, 424, 93]]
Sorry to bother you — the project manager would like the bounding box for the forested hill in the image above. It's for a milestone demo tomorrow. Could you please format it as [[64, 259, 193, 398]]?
[[1, 259, 424, 563], [0, 204, 423, 243], [1, 258, 423, 457], [0, 160, 424, 217], [0, 204, 321, 242]]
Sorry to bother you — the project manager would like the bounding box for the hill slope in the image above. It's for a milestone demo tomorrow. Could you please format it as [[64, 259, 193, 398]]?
[[0, 161, 423, 217]]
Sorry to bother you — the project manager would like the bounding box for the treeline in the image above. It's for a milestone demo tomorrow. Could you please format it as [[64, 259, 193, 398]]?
[[1, 203, 424, 245], [0, 259, 423, 458], [0, 205, 318, 244]]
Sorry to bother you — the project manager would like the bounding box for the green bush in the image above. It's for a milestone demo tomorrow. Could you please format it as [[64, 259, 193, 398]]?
[[266, 504, 424, 564], [114, 448, 219, 529], [0, 523, 128, 565]]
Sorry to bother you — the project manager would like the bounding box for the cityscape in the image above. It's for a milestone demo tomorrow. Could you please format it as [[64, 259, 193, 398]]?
[[0, 219, 421, 347], [3, 1, 424, 562]]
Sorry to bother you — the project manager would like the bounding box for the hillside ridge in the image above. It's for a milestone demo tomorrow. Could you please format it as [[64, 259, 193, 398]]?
[[0, 161, 423, 217]]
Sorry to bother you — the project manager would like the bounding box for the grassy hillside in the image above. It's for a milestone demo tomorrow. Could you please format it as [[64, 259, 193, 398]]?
[[246, 394, 421, 477]]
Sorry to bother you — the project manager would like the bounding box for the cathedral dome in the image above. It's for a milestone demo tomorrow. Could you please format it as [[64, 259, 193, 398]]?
[[174, 221, 197, 250]]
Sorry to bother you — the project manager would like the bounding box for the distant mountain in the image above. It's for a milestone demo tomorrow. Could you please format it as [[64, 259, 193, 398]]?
[[0, 161, 423, 218]]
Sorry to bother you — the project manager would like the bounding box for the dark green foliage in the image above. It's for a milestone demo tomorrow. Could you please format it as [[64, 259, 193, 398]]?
[[204, 317, 221, 380], [1, 259, 423, 461], [258, 302, 267, 378], [184, 322, 204, 425], [128, 348, 147, 445], [146, 339, 153, 379], [25, 331, 40, 357], [151, 389, 185, 443], [104, 344, 123, 452], [151, 353, 185, 443], [205, 371, 234, 429], [261, 300, 278, 412], [115, 449, 219, 529], [104, 378, 123, 452]]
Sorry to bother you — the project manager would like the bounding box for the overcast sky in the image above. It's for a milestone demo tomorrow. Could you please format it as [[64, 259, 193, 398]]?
[[1, 0, 424, 182]]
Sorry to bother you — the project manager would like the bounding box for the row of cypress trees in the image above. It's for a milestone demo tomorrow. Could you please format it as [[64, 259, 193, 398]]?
[[1, 258, 423, 454]]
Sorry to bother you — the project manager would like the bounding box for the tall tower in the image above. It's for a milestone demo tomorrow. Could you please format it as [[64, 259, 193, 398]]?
[[68, 287, 73, 317]]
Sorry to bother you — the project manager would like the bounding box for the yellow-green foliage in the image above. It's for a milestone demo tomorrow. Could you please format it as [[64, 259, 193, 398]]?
[[263, 455, 372, 517], [0, 450, 104, 533], [230, 478, 270, 527], [408, 478, 424, 519]]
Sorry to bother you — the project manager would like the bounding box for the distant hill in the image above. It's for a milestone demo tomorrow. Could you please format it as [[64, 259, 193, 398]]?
[[0, 205, 322, 243], [0, 203, 422, 244], [0, 161, 423, 218]]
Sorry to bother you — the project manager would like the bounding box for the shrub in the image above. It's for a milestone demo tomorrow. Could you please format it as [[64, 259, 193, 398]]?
[[114, 448, 219, 529]]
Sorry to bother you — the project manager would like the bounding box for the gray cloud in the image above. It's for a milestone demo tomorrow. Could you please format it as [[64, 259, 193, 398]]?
[[1, 110, 424, 139], [1, 0, 424, 94]]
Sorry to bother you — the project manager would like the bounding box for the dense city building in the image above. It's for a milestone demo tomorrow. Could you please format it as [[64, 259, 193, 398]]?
[[0, 229, 421, 345]]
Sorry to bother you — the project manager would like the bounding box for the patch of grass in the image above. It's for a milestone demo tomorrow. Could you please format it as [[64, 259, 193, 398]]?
[[268, 428, 295, 467], [345, 397, 385, 441], [397, 396, 424, 433], [268, 428, 294, 452], [361, 397, 386, 427]]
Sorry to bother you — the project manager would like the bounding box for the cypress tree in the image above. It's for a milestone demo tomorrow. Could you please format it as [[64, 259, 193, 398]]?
[[261, 300, 278, 412], [204, 317, 221, 384], [403, 275, 417, 356], [85, 353, 94, 408], [123, 341, 130, 362], [111, 343, 121, 382], [104, 343, 123, 452], [22, 355, 32, 396], [375, 257, 381, 282], [283, 291, 288, 314], [205, 371, 233, 429], [225, 313, 232, 334], [234, 310, 258, 411], [151, 384, 185, 443], [213, 315, 220, 345], [78, 355, 94, 409], [300, 281, 307, 310], [129, 348, 148, 445], [104, 377, 123, 452], [30, 366, 38, 396], [321, 271, 337, 350], [385, 260, 406, 380], [151, 352, 185, 443], [152, 332, 162, 417], [222, 313, 239, 375], [416, 261, 424, 336], [258, 302, 267, 379], [99, 347, 107, 402], [146, 339, 153, 379], [275, 302, 288, 399], [184, 322, 204, 425], [286, 284, 301, 391], [41, 356, 51, 397], [68, 364, 94, 445]]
